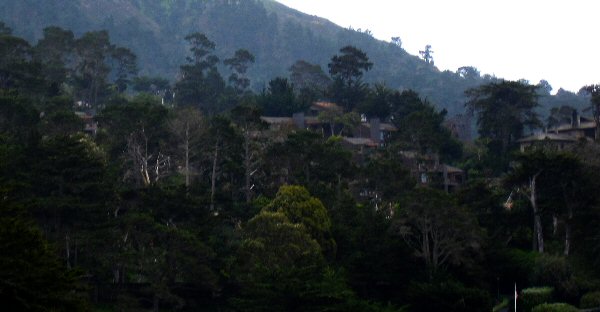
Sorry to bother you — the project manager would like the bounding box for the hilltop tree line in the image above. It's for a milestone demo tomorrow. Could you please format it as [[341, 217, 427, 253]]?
[[1, 0, 591, 119], [3, 22, 600, 312]]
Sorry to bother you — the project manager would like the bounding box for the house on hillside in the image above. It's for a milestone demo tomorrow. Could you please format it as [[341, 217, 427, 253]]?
[[399, 151, 465, 193], [341, 137, 379, 163], [444, 113, 472, 142], [517, 132, 578, 152], [517, 113, 596, 152], [75, 111, 98, 135], [260, 101, 465, 192], [309, 101, 342, 115], [260, 101, 398, 147], [259, 116, 297, 142], [552, 114, 596, 140], [356, 118, 397, 147]]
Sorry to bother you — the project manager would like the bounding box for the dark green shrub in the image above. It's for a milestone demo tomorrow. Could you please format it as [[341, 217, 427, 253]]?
[[520, 287, 553, 312], [407, 280, 493, 312], [492, 298, 508, 312], [580, 291, 600, 309], [489, 248, 538, 289], [531, 302, 578, 312], [530, 254, 580, 302]]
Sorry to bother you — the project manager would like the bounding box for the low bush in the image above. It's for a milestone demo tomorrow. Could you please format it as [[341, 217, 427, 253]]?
[[531, 302, 578, 312], [407, 280, 493, 312], [580, 291, 600, 309], [492, 298, 508, 312], [520, 287, 553, 312], [530, 254, 580, 302]]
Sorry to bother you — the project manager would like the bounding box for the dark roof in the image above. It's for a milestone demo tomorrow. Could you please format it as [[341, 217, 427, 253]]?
[[305, 116, 322, 125], [75, 111, 94, 120], [517, 132, 577, 143], [342, 137, 378, 147], [260, 116, 294, 124], [441, 164, 463, 174], [361, 122, 398, 132], [310, 101, 342, 111], [555, 121, 596, 131]]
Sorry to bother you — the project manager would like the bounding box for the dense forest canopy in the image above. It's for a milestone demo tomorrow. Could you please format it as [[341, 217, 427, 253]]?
[[1, 3, 600, 312]]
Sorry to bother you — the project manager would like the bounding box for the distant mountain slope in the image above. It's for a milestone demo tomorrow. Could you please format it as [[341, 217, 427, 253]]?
[[0, 0, 588, 115]]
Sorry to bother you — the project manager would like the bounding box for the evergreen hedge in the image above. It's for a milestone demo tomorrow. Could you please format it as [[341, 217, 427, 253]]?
[[580, 291, 600, 309], [520, 287, 553, 312], [531, 302, 578, 312]]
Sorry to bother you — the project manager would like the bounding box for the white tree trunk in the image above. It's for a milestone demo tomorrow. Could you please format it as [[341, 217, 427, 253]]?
[[529, 173, 544, 253], [210, 141, 219, 211], [185, 124, 190, 187]]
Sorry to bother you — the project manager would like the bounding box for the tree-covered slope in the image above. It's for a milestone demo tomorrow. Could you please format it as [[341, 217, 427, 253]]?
[[0, 0, 587, 114]]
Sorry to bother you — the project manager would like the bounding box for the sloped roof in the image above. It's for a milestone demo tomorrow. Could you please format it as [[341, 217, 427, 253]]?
[[75, 111, 94, 120], [517, 132, 577, 143], [311, 101, 342, 111], [304, 116, 322, 125], [554, 120, 596, 131], [441, 164, 463, 174], [361, 122, 398, 132], [342, 137, 378, 147], [260, 116, 294, 124]]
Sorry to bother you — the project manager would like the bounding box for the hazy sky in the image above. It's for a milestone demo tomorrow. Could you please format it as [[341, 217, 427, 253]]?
[[276, 0, 599, 93]]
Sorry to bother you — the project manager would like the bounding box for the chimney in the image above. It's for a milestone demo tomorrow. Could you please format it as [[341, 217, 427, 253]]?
[[292, 112, 305, 129], [572, 110, 581, 128], [370, 117, 381, 145]]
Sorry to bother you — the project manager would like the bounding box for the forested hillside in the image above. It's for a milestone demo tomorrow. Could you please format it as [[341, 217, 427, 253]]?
[[3, 0, 583, 115], [2, 2, 600, 312], [1, 0, 589, 115]]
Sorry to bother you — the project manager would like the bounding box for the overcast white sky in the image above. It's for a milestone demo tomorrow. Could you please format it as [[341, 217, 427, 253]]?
[[276, 0, 599, 93]]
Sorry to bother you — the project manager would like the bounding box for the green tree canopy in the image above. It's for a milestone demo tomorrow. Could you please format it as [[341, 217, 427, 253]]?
[[233, 211, 325, 311], [580, 84, 600, 140], [0, 33, 46, 95], [175, 33, 225, 114], [328, 46, 373, 111], [506, 150, 592, 255], [224, 48, 255, 93], [390, 90, 462, 161], [264, 185, 335, 256], [328, 46, 373, 86], [257, 77, 305, 116], [393, 187, 482, 278], [33, 26, 75, 92], [0, 211, 87, 311], [289, 60, 331, 94], [465, 80, 541, 157], [0, 21, 11, 35], [73, 30, 114, 107]]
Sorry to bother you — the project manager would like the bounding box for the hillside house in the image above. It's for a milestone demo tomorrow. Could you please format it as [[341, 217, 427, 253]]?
[[75, 111, 98, 135], [552, 114, 596, 140], [356, 117, 398, 147], [444, 113, 472, 142], [399, 151, 465, 193], [518, 113, 596, 152], [517, 132, 578, 152]]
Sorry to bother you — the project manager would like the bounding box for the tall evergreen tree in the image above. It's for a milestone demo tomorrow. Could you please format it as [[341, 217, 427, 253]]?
[[175, 33, 225, 114], [328, 46, 373, 112], [465, 80, 540, 161]]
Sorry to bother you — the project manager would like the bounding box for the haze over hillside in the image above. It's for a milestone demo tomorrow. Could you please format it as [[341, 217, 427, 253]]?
[[0, 0, 588, 114]]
